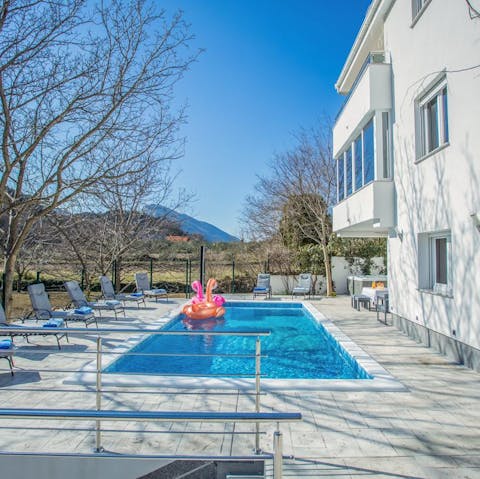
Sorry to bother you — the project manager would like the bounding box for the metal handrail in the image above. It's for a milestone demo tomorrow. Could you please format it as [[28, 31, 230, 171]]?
[[2, 326, 271, 336], [0, 326, 297, 478], [0, 408, 301, 422]]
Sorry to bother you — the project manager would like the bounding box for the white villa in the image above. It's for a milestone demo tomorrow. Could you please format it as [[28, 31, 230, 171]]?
[[332, 0, 480, 371]]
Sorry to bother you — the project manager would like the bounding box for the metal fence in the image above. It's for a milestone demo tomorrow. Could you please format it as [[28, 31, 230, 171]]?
[[0, 325, 302, 478]]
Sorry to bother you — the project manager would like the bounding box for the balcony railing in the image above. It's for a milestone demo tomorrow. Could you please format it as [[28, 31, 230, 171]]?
[[335, 51, 386, 123]]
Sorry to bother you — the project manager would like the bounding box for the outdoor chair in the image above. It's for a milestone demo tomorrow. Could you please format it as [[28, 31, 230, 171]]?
[[253, 273, 272, 299], [64, 280, 125, 320], [28, 283, 97, 328], [0, 303, 67, 349], [0, 338, 14, 376], [99, 276, 145, 308], [135, 272, 168, 302], [291, 273, 312, 299], [376, 291, 389, 325]]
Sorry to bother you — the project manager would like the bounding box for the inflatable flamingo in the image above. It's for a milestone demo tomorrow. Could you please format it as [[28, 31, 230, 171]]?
[[182, 278, 226, 320], [190, 280, 204, 304]]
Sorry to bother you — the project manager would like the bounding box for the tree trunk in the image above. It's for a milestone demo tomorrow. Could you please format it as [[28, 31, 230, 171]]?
[[322, 247, 334, 296], [16, 271, 23, 293], [3, 252, 18, 319]]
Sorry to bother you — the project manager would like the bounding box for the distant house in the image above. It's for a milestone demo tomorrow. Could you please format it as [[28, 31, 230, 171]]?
[[332, 0, 480, 371], [166, 235, 190, 243]]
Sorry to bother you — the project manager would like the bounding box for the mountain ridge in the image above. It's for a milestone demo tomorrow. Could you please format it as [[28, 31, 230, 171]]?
[[148, 205, 239, 243]]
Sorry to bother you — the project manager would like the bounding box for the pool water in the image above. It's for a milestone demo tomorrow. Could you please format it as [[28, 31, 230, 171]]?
[[105, 302, 370, 379]]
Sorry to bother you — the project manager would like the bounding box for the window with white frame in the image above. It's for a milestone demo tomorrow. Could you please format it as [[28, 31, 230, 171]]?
[[418, 231, 452, 295], [416, 79, 449, 159], [412, 0, 431, 21], [335, 116, 377, 203]]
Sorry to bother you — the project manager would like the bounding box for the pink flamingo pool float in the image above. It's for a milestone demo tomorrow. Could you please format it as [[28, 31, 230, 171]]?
[[182, 278, 226, 320]]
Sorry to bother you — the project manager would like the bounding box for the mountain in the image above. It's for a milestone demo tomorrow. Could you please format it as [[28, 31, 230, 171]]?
[[148, 206, 239, 243]]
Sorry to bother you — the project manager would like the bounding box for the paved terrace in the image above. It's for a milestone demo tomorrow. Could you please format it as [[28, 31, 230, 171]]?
[[0, 296, 479, 478]]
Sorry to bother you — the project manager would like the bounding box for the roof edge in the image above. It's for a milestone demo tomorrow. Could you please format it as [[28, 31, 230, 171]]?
[[335, 0, 391, 94]]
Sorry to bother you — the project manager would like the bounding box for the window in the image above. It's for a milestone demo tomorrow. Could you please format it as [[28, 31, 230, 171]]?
[[412, 0, 431, 22], [346, 147, 353, 196], [416, 80, 449, 159], [363, 119, 374, 184], [418, 231, 452, 295], [337, 154, 344, 202], [381, 112, 390, 179], [354, 135, 362, 191], [335, 116, 376, 203]]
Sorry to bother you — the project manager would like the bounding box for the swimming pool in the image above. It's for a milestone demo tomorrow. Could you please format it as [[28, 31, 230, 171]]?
[[105, 302, 371, 380]]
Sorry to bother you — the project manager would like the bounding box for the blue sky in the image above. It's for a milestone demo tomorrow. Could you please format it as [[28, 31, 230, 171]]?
[[164, 1, 372, 237]]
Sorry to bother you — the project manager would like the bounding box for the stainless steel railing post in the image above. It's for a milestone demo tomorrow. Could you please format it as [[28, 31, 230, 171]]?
[[254, 336, 261, 453], [273, 424, 283, 479], [95, 336, 103, 452]]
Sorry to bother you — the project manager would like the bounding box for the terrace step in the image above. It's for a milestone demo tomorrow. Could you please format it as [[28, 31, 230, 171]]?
[[137, 459, 265, 479], [137, 460, 215, 479]]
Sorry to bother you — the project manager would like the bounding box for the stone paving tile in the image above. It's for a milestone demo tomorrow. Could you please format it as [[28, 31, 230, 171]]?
[[1, 295, 480, 478]]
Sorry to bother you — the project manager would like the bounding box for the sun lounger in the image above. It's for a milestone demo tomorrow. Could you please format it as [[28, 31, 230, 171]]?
[[0, 338, 14, 375], [253, 274, 272, 299], [135, 272, 168, 302], [99, 276, 145, 308], [64, 280, 125, 320], [28, 283, 97, 327], [292, 273, 312, 299], [0, 303, 67, 349]]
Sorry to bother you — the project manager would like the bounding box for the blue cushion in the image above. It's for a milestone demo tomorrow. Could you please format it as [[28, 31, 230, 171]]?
[[74, 306, 93, 314], [254, 287, 267, 292], [0, 339, 12, 349], [43, 318, 64, 328], [130, 292, 143, 297]]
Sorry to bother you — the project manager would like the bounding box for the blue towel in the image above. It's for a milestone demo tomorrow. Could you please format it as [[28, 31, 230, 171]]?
[[130, 292, 143, 297], [254, 287, 267, 292], [0, 339, 12, 349], [43, 318, 64, 328], [74, 306, 93, 315], [106, 300, 121, 307]]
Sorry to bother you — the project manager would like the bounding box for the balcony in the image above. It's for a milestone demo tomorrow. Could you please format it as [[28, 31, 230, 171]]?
[[333, 180, 395, 237], [334, 55, 392, 156]]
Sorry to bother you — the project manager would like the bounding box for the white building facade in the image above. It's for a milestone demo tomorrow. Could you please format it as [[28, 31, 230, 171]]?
[[332, 0, 480, 370]]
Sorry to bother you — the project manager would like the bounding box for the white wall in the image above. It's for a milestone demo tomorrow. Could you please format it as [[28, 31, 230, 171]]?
[[270, 256, 385, 295], [383, 0, 480, 348]]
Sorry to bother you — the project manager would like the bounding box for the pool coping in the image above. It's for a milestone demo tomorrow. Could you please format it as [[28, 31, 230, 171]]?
[[65, 300, 407, 392]]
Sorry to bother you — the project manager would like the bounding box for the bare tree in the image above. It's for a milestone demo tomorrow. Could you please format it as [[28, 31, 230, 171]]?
[[50, 161, 191, 291], [0, 0, 197, 313], [242, 124, 337, 295]]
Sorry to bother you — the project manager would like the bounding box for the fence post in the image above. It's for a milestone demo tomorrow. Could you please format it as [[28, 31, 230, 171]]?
[[199, 246, 205, 287], [254, 337, 261, 453], [149, 258, 153, 288], [95, 336, 103, 452], [36, 271, 41, 284], [273, 426, 283, 479], [81, 268, 85, 290], [231, 260, 235, 294], [188, 259, 193, 297], [185, 260, 189, 299]]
